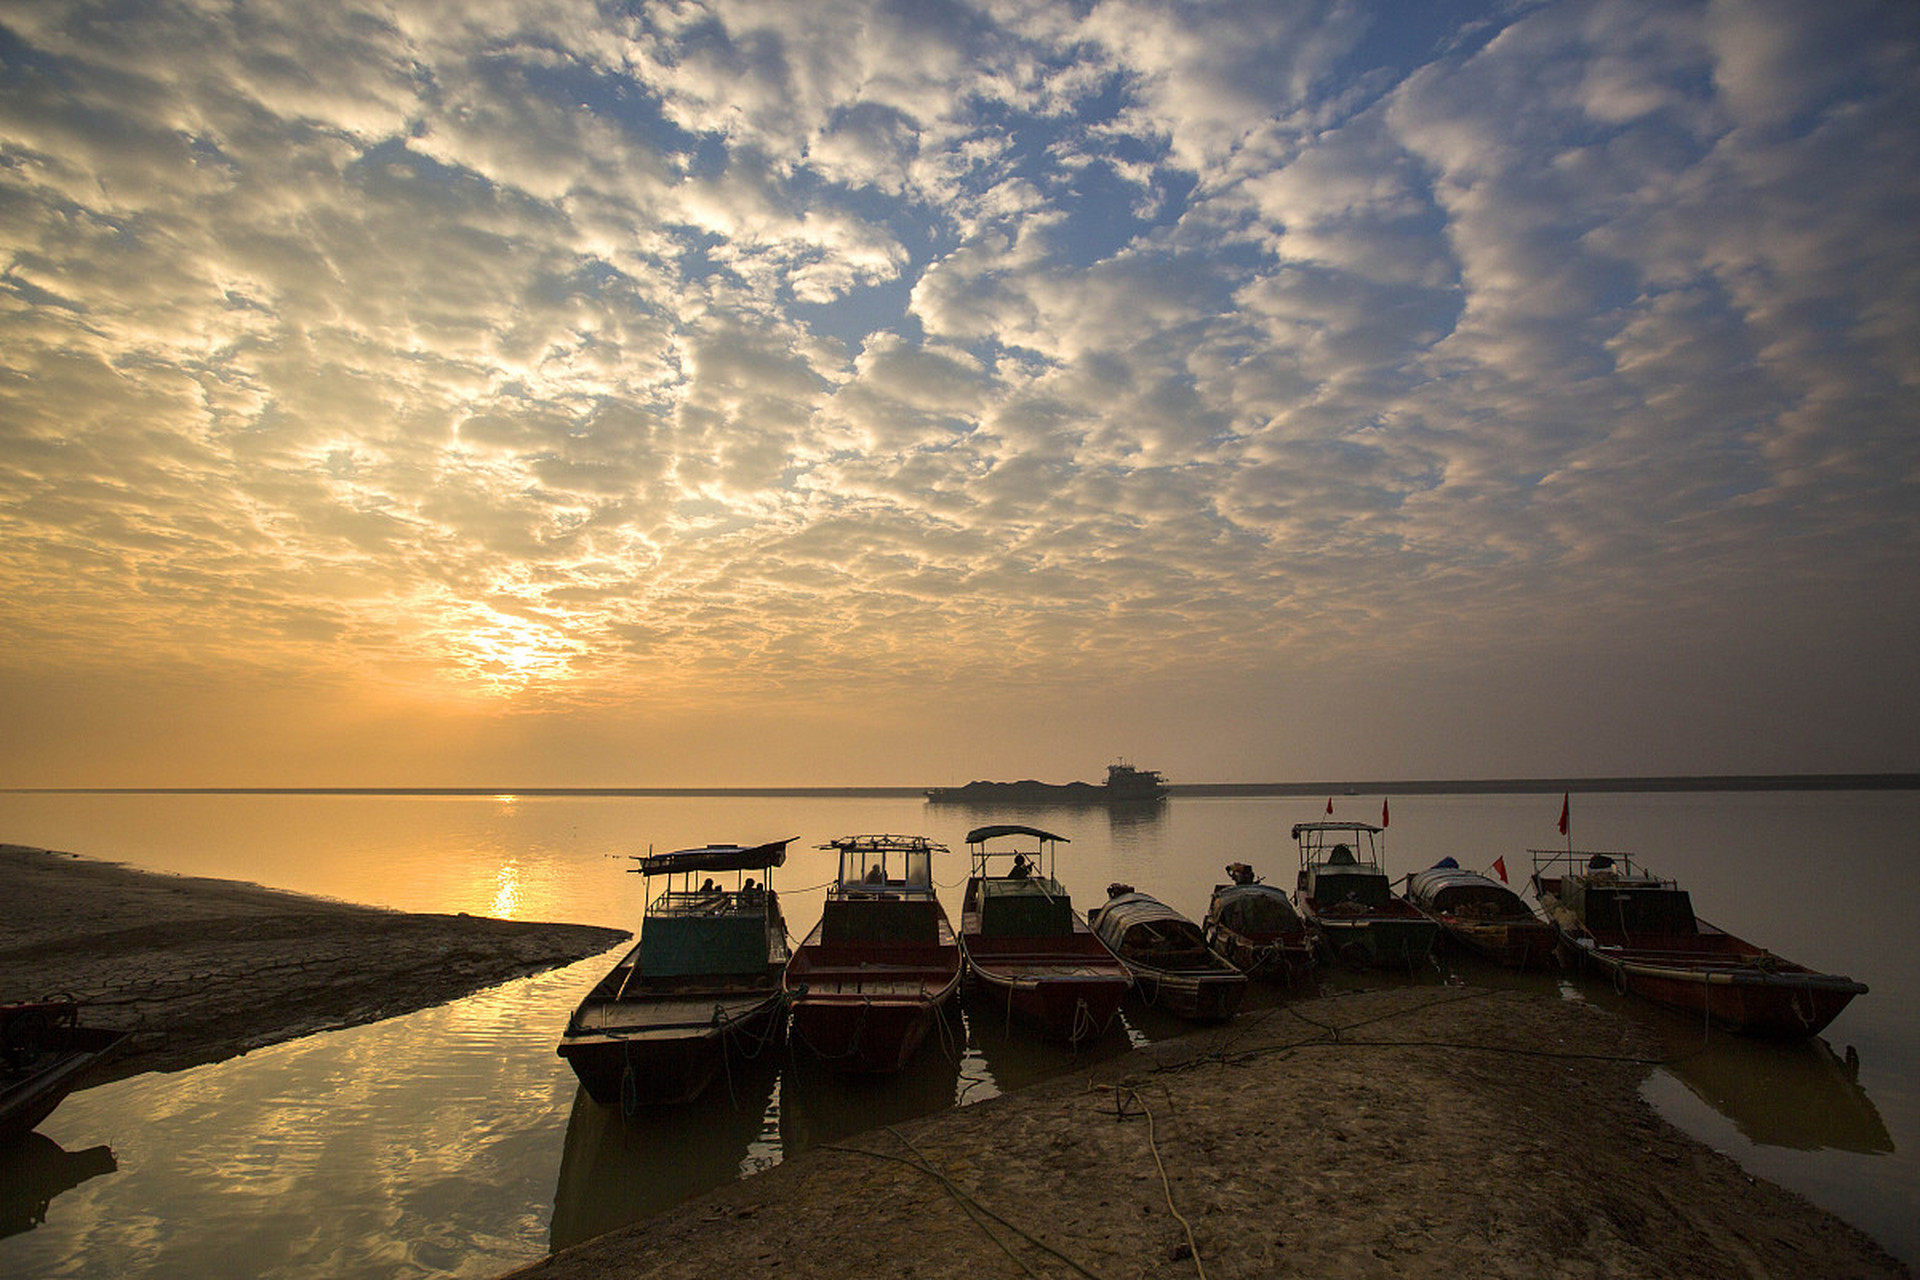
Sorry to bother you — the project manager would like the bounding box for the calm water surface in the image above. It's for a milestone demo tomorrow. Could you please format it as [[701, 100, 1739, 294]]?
[[1, 790, 1914, 1276]]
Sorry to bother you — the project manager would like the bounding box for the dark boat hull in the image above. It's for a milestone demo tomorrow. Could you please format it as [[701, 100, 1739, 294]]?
[[1129, 964, 1247, 1021], [1303, 902, 1441, 970], [966, 962, 1131, 1043], [1433, 917, 1560, 969], [1204, 926, 1316, 986], [786, 991, 953, 1073], [1569, 944, 1864, 1036], [782, 916, 964, 1074], [1536, 873, 1866, 1037], [2, 1015, 128, 1145], [558, 991, 786, 1108]]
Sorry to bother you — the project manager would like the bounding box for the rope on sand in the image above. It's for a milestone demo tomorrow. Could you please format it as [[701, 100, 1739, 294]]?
[[1107, 1083, 1209, 1280], [817, 1127, 1111, 1280]]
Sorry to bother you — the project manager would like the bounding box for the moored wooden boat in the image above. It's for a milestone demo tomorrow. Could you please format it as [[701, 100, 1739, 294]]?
[[2, 1000, 129, 1145], [557, 838, 793, 1108], [1203, 862, 1316, 986], [1530, 849, 1867, 1037], [959, 825, 1131, 1044], [1293, 821, 1440, 970], [1406, 858, 1557, 969], [1089, 885, 1247, 1021], [784, 834, 963, 1073]]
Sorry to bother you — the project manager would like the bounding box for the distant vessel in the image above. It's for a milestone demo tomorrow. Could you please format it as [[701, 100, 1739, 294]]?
[[925, 761, 1169, 804]]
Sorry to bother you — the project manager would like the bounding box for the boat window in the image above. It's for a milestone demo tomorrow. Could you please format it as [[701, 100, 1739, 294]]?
[[902, 850, 932, 889]]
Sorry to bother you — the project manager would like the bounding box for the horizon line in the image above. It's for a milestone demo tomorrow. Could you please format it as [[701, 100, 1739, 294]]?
[[4, 771, 1916, 798]]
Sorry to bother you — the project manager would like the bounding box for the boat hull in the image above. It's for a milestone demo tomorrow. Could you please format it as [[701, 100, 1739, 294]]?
[[1, 1011, 129, 1145], [966, 962, 1131, 1044], [1569, 943, 1864, 1037], [1130, 966, 1247, 1021], [1434, 917, 1561, 970], [786, 991, 953, 1073], [558, 988, 786, 1108], [1535, 870, 1867, 1038], [1205, 927, 1316, 986], [1304, 904, 1441, 970], [782, 919, 963, 1074]]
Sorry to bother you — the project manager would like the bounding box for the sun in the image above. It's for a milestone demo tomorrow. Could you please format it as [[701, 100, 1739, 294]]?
[[436, 602, 584, 695]]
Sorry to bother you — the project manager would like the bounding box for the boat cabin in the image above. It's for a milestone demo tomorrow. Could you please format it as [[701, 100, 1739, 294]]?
[[819, 834, 946, 948], [632, 839, 792, 979], [963, 824, 1076, 938], [1292, 821, 1391, 906], [1557, 852, 1697, 936]]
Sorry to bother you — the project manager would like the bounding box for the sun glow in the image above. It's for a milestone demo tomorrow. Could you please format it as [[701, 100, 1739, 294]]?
[[430, 601, 585, 695]]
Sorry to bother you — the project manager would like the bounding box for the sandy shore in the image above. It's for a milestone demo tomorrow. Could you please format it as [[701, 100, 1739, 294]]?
[[511, 986, 1909, 1280], [0, 843, 627, 1083]]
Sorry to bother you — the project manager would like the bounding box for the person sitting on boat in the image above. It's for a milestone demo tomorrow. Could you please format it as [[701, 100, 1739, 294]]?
[[1008, 854, 1032, 880], [864, 863, 885, 884]]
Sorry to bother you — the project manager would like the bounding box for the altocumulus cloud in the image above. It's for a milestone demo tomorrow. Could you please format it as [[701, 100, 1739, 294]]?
[[1, 0, 1916, 776]]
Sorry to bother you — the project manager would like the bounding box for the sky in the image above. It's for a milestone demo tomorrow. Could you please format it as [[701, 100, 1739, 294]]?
[[1, 0, 1916, 788]]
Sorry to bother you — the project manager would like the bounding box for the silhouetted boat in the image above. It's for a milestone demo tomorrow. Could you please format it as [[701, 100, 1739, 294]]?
[[1406, 858, 1557, 969], [959, 825, 1131, 1044], [1530, 849, 1867, 1036], [557, 838, 793, 1108], [1089, 885, 1247, 1021], [926, 761, 1169, 804], [784, 835, 963, 1073], [1203, 862, 1316, 986], [1292, 821, 1440, 970], [1, 1000, 128, 1146]]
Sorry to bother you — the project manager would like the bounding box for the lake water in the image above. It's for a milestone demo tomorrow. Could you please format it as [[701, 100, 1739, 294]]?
[[1, 789, 1914, 1276]]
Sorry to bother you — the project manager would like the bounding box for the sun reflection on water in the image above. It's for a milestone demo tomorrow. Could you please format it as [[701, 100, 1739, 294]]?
[[490, 862, 521, 919]]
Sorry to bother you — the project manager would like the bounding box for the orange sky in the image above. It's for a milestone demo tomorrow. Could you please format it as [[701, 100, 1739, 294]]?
[[2, 1, 1916, 787]]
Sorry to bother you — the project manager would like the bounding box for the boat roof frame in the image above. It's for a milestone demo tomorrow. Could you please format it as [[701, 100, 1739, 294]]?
[[964, 824, 1071, 882]]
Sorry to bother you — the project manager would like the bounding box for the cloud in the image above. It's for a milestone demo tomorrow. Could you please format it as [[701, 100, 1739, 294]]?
[[2, 0, 1916, 783]]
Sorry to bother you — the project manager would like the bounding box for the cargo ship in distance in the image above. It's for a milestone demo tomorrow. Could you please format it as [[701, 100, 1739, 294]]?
[[925, 761, 1170, 805]]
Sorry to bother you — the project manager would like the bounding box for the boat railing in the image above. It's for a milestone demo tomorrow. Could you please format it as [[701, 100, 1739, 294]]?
[[1291, 822, 1386, 873], [822, 833, 945, 894], [1528, 847, 1654, 884]]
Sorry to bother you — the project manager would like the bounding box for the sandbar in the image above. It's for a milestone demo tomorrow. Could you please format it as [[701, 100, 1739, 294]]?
[[0, 843, 626, 1083]]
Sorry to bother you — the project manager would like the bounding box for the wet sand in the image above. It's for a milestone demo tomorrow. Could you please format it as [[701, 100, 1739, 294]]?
[[511, 988, 1909, 1280], [0, 843, 627, 1083]]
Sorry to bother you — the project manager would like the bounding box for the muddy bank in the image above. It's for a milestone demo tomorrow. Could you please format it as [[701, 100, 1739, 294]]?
[[508, 985, 1907, 1280], [0, 844, 627, 1083]]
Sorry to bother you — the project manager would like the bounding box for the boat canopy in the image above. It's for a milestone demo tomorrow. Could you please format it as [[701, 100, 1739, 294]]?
[[636, 838, 794, 877], [964, 824, 1071, 845], [1407, 866, 1525, 914]]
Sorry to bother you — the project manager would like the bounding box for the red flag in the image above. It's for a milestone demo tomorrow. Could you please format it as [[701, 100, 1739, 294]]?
[[1381, 797, 1390, 828], [1557, 793, 1569, 835], [1325, 796, 1333, 815], [1492, 856, 1509, 883]]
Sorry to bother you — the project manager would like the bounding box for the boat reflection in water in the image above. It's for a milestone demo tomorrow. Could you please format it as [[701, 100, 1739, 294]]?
[[1522, 961, 1894, 1156], [548, 1057, 781, 1254], [0, 1134, 116, 1240], [551, 999, 1144, 1253], [778, 1016, 964, 1153], [1654, 1033, 1892, 1154]]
